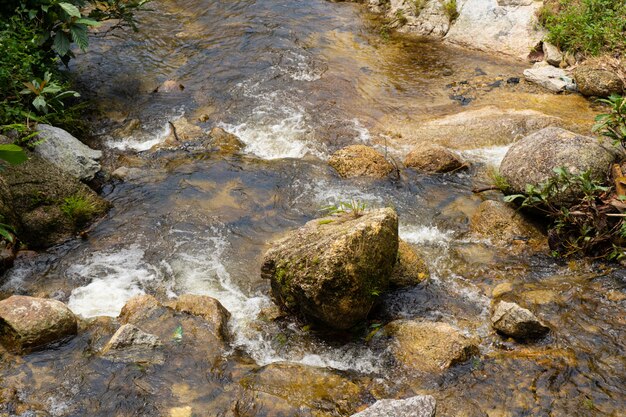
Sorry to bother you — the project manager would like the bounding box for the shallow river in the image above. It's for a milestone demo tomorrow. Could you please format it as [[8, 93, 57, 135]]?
[[1, 0, 624, 416]]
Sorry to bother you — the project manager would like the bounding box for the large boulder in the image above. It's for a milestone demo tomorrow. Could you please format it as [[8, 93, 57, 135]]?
[[329, 145, 394, 179], [34, 124, 102, 181], [261, 208, 399, 329], [101, 323, 163, 364], [0, 295, 78, 353], [444, 0, 543, 58], [389, 239, 429, 287], [523, 62, 576, 93], [351, 395, 437, 417], [491, 301, 549, 340], [0, 154, 109, 248], [377, 320, 479, 373], [370, 0, 450, 37], [119, 294, 230, 360], [470, 200, 545, 248], [499, 127, 618, 207], [573, 64, 624, 98], [404, 144, 465, 173], [242, 362, 366, 416]]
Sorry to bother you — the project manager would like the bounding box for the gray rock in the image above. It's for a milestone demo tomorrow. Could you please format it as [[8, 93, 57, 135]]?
[[444, 0, 543, 58], [0, 295, 77, 353], [543, 42, 563, 67], [523, 62, 576, 92], [499, 127, 619, 207], [101, 323, 163, 364], [261, 208, 398, 329], [351, 395, 437, 417], [491, 301, 549, 340], [34, 124, 102, 181], [384, 0, 450, 37]]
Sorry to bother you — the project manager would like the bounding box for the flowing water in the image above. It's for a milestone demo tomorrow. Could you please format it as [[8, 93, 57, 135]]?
[[1, 0, 625, 416]]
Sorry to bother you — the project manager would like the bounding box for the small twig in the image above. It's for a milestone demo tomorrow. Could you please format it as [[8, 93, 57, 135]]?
[[606, 213, 626, 217], [472, 185, 500, 193], [168, 121, 180, 142]]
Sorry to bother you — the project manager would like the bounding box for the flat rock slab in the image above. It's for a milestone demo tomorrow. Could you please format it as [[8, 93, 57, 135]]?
[[35, 124, 102, 181], [0, 295, 77, 353], [351, 395, 436, 417], [523, 63, 576, 93]]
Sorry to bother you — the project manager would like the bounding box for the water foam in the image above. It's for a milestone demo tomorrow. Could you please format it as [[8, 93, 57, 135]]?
[[399, 224, 454, 246], [67, 245, 159, 317], [462, 145, 511, 166]]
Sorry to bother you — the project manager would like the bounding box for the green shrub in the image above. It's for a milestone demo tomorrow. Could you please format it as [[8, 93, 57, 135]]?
[[442, 0, 459, 22], [538, 0, 626, 56], [593, 94, 626, 148], [61, 193, 99, 226]]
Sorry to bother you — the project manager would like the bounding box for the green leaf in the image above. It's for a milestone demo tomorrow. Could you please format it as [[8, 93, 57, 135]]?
[[503, 194, 526, 203], [0, 227, 14, 243], [172, 325, 183, 342], [0, 144, 27, 165], [75, 18, 101, 27], [53, 31, 71, 56], [70, 25, 89, 51], [59, 2, 81, 18], [32, 95, 47, 113]]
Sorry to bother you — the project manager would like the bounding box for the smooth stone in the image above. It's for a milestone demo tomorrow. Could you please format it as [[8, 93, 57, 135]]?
[[491, 301, 550, 340], [351, 395, 436, 417]]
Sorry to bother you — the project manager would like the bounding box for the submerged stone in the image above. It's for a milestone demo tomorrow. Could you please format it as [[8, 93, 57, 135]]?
[[351, 395, 436, 417], [0, 295, 77, 353], [262, 208, 398, 329]]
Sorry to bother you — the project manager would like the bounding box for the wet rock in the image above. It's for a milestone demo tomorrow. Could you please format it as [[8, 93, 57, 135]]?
[[542, 42, 563, 67], [243, 362, 365, 415], [351, 395, 437, 417], [113, 118, 142, 137], [492, 282, 514, 298], [573, 64, 624, 97], [329, 145, 394, 179], [0, 153, 109, 248], [0, 244, 16, 275], [378, 320, 479, 373], [380, 0, 450, 37], [404, 144, 465, 173], [34, 124, 102, 181], [499, 127, 619, 207], [169, 406, 193, 417], [157, 79, 185, 92], [166, 294, 231, 339], [0, 295, 77, 353], [491, 301, 549, 340], [262, 208, 398, 329], [160, 117, 207, 148], [444, 0, 543, 58], [523, 62, 576, 93], [101, 323, 163, 364], [389, 239, 429, 287], [119, 294, 230, 358], [470, 200, 545, 248], [208, 127, 246, 154]]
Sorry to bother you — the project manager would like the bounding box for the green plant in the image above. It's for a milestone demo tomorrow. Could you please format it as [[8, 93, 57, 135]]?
[[442, 0, 459, 22], [411, 0, 426, 15], [504, 167, 626, 259], [321, 199, 368, 218], [395, 9, 408, 26], [538, 0, 626, 56], [20, 72, 80, 115], [593, 94, 626, 148], [0, 216, 17, 244], [60, 193, 98, 225], [487, 167, 511, 192]]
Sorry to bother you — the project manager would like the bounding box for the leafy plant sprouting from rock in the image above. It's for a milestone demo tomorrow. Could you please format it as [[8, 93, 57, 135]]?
[[504, 167, 626, 259], [593, 94, 626, 149], [442, 0, 459, 22], [321, 199, 368, 218]]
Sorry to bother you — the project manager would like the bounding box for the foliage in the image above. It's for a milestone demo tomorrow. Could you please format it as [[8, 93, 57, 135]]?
[[0, 216, 17, 244], [504, 167, 626, 259], [593, 94, 626, 149], [321, 199, 368, 218], [0, 0, 150, 127], [60, 193, 99, 225], [442, 0, 459, 22], [488, 167, 511, 193], [538, 0, 626, 56]]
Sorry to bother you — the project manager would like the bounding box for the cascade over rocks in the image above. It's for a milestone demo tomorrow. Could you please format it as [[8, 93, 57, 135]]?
[[329, 145, 394, 179], [262, 208, 399, 329], [499, 127, 619, 207], [34, 124, 102, 181], [0, 295, 77, 353], [491, 301, 549, 340], [351, 395, 437, 417], [375, 320, 479, 373]]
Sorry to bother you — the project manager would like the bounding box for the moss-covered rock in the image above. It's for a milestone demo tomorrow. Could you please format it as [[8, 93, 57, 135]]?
[[0, 152, 109, 248], [573, 63, 624, 98], [261, 208, 399, 329]]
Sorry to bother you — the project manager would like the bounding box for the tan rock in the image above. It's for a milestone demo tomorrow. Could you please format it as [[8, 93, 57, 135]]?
[[329, 145, 394, 179], [170, 406, 193, 417], [389, 239, 429, 287], [161, 117, 207, 147], [101, 323, 163, 364], [574, 63, 624, 97], [491, 301, 549, 340], [242, 362, 364, 415], [492, 282, 514, 298], [0, 296, 77, 353], [167, 294, 231, 339], [208, 127, 246, 154], [404, 143, 465, 173], [381, 320, 479, 373]]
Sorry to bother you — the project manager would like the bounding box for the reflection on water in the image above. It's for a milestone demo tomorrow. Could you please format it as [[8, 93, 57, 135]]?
[[1, 0, 624, 415]]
